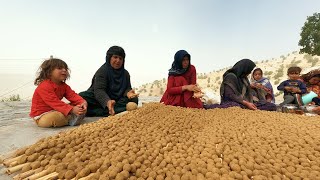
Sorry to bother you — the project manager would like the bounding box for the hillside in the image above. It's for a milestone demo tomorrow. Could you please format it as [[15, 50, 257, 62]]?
[[136, 51, 320, 103]]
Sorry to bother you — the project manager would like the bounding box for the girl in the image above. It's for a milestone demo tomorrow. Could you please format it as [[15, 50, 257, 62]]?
[[160, 50, 203, 108], [301, 69, 320, 105], [30, 58, 87, 127], [250, 68, 275, 103]]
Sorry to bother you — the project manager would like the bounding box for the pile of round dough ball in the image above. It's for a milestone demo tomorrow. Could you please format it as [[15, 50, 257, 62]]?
[[12, 103, 320, 179]]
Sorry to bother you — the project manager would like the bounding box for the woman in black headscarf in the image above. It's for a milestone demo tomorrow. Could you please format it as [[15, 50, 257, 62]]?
[[206, 59, 276, 111], [79, 46, 138, 116], [160, 50, 203, 108]]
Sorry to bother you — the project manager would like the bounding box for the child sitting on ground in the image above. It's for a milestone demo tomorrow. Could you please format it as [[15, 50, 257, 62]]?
[[250, 68, 275, 103], [300, 69, 320, 105], [30, 58, 87, 128], [277, 66, 306, 106]]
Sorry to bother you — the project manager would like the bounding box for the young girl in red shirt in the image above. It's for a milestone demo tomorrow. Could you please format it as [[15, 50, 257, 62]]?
[[30, 58, 87, 127]]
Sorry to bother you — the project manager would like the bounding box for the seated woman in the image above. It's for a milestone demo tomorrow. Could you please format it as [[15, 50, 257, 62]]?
[[250, 68, 275, 103], [79, 46, 138, 116], [300, 69, 320, 105], [206, 59, 276, 111], [160, 50, 203, 108]]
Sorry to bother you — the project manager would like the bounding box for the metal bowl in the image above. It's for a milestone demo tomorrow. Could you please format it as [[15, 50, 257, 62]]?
[[301, 105, 318, 113], [282, 104, 298, 113]]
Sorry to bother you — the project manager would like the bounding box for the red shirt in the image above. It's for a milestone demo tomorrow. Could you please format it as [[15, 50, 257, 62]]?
[[160, 65, 203, 108], [30, 80, 85, 117], [166, 65, 197, 95]]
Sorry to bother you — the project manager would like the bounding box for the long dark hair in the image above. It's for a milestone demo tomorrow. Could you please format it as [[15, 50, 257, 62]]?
[[34, 58, 70, 85]]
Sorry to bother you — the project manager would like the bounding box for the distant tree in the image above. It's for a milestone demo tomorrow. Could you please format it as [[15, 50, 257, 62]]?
[[160, 88, 164, 94], [311, 57, 319, 66], [299, 13, 320, 56], [264, 71, 273, 76]]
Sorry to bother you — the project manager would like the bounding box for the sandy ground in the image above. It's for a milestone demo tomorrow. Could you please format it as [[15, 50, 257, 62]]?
[[0, 97, 160, 179]]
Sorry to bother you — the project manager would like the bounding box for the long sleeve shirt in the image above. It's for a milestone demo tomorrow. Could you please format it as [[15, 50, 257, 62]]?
[[87, 64, 132, 109], [30, 80, 85, 117], [277, 79, 307, 95], [166, 65, 197, 95]]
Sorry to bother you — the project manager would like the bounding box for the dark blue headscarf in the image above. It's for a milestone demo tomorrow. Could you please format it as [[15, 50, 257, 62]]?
[[168, 50, 191, 76], [105, 46, 127, 100]]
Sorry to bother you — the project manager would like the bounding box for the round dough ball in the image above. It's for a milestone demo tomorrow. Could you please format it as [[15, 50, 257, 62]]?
[[126, 102, 138, 111], [65, 170, 76, 179]]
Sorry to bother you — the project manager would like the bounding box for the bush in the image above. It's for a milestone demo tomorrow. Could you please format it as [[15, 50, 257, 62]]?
[[273, 68, 284, 79], [274, 79, 280, 85], [264, 71, 273, 76], [160, 88, 164, 94], [1, 94, 21, 102]]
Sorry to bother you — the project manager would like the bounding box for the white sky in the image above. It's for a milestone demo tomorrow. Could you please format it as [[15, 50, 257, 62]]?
[[0, 0, 320, 95]]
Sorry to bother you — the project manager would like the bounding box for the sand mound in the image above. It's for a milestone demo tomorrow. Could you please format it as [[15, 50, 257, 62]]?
[[3, 103, 320, 179]]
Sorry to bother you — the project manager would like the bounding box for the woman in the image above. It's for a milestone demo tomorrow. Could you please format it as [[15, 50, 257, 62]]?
[[79, 46, 138, 116], [160, 50, 203, 108], [206, 59, 276, 111]]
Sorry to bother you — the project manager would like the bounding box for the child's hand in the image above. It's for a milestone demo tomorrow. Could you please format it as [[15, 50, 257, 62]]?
[[72, 106, 82, 115], [127, 90, 139, 99], [312, 106, 320, 114], [77, 101, 87, 115], [256, 83, 264, 89], [291, 87, 300, 93]]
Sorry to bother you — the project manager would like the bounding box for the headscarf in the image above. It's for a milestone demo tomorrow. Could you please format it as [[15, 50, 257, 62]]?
[[105, 46, 127, 100], [251, 68, 275, 103], [168, 50, 191, 76], [223, 59, 256, 91], [301, 69, 320, 84]]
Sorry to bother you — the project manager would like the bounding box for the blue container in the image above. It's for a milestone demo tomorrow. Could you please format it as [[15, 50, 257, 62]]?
[[302, 91, 318, 105]]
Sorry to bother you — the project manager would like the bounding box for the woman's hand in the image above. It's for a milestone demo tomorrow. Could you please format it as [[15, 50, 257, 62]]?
[[183, 84, 201, 92], [107, 100, 116, 116], [243, 101, 257, 110], [127, 90, 139, 99], [193, 91, 204, 98]]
